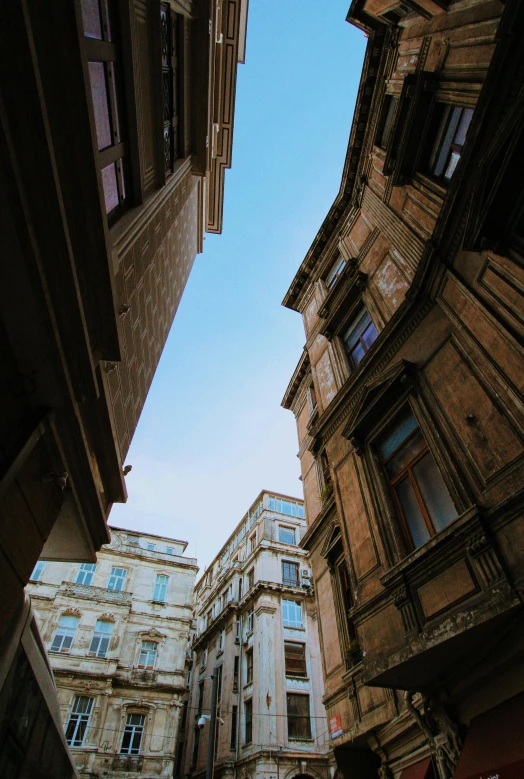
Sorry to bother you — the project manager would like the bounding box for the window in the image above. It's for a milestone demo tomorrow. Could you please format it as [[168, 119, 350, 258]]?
[[282, 561, 300, 587], [282, 599, 303, 629], [247, 608, 254, 634], [192, 727, 200, 766], [343, 307, 378, 368], [279, 526, 296, 545], [235, 617, 241, 641], [160, 3, 182, 175], [285, 642, 307, 677], [79, 0, 129, 223], [89, 619, 113, 657], [120, 713, 145, 755], [166, 547, 174, 555], [269, 497, 304, 518], [247, 568, 255, 590], [238, 577, 243, 601], [76, 563, 96, 585], [30, 561, 45, 582], [65, 695, 93, 747], [107, 567, 127, 591], [246, 648, 253, 684], [307, 384, 318, 416], [319, 449, 333, 499], [153, 574, 169, 602], [230, 705, 238, 750], [197, 681, 204, 716], [377, 95, 399, 149], [245, 699, 252, 744], [51, 615, 79, 653], [233, 656, 239, 691], [200, 648, 208, 670], [249, 532, 257, 553], [215, 665, 223, 759], [217, 629, 225, 653], [147, 542, 155, 551], [181, 701, 188, 731], [138, 640, 158, 670], [426, 104, 474, 182], [325, 255, 346, 288], [287, 694, 311, 740], [377, 405, 458, 550]]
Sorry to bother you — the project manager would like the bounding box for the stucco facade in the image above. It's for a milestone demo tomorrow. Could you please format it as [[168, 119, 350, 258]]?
[[26, 527, 198, 779], [180, 491, 332, 779], [282, 2, 524, 778]]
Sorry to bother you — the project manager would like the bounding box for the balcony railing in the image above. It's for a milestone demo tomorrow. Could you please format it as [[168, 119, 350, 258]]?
[[111, 756, 144, 772], [61, 582, 132, 604]]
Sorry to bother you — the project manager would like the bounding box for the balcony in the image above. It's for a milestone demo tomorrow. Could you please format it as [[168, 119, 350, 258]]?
[[111, 756, 144, 772], [61, 582, 132, 605]]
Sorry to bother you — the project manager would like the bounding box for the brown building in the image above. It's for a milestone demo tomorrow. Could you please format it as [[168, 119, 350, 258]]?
[[0, 0, 247, 775], [282, 2, 524, 778]]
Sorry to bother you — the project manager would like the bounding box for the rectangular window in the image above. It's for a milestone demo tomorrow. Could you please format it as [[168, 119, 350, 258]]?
[[120, 713, 145, 755], [279, 526, 296, 545], [197, 681, 204, 716], [76, 563, 96, 585], [343, 307, 378, 368], [217, 629, 225, 652], [427, 104, 474, 181], [30, 561, 45, 582], [377, 95, 399, 149], [161, 2, 181, 175], [153, 574, 169, 602], [245, 699, 252, 744], [307, 385, 318, 416], [287, 694, 311, 740], [230, 705, 238, 750], [201, 648, 208, 670], [166, 547, 174, 554], [107, 567, 127, 591], [284, 642, 307, 677], [282, 561, 300, 587], [282, 599, 303, 629], [51, 615, 79, 653], [246, 648, 253, 684], [249, 532, 257, 553], [247, 608, 254, 634], [325, 255, 346, 288], [65, 695, 93, 747], [247, 568, 255, 590], [233, 656, 239, 691], [138, 640, 158, 670], [377, 405, 458, 550], [80, 0, 129, 224], [89, 619, 113, 657], [147, 542, 155, 551]]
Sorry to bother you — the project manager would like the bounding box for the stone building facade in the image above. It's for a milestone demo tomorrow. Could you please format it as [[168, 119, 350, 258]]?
[[26, 527, 198, 779], [282, 2, 524, 778], [180, 491, 332, 779]]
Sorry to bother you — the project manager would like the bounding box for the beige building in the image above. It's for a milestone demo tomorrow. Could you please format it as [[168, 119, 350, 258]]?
[[181, 491, 331, 779], [26, 527, 198, 779]]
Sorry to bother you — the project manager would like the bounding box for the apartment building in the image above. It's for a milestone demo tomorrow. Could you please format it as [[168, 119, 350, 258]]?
[[282, 2, 524, 778], [25, 527, 198, 779], [181, 491, 331, 779]]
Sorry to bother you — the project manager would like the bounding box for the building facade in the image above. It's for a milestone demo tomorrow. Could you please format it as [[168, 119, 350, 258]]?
[[181, 492, 332, 779], [26, 527, 198, 779], [282, 2, 524, 778]]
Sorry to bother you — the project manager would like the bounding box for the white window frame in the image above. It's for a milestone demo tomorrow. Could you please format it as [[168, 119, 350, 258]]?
[[200, 647, 208, 670], [166, 547, 174, 555], [88, 619, 114, 658], [120, 713, 146, 755], [76, 563, 96, 585], [282, 599, 303, 629], [153, 574, 169, 602], [107, 567, 127, 591], [325, 255, 346, 288], [51, 615, 79, 653], [65, 695, 94, 747], [30, 560, 45, 581], [247, 608, 254, 634], [147, 542, 155, 551], [138, 640, 158, 670], [279, 526, 296, 545]]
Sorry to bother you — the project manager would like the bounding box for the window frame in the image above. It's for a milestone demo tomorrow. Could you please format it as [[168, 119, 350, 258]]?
[[325, 255, 347, 289], [279, 526, 296, 546], [65, 695, 94, 747], [107, 567, 127, 591], [120, 712, 146, 755], [76, 562, 96, 585], [245, 647, 253, 684], [51, 614, 79, 654], [424, 103, 474, 183], [30, 561, 45, 582], [282, 560, 300, 587], [282, 599, 303, 629], [284, 641, 307, 678], [342, 306, 379, 370], [286, 693, 312, 741], [244, 699, 253, 744], [89, 619, 114, 658], [137, 640, 158, 670], [153, 573, 169, 602]]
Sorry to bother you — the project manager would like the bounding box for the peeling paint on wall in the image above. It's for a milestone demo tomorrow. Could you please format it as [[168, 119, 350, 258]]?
[[374, 254, 409, 314], [316, 350, 337, 407]]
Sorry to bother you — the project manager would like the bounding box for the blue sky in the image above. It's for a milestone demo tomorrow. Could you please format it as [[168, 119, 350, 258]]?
[[110, 1, 366, 571]]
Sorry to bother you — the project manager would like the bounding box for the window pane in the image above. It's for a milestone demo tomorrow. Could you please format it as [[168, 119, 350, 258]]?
[[88, 62, 112, 150], [344, 309, 370, 350], [80, 0, 102, 39], [101, 163, 119, 213], [444, 151, 461, 181], [385, 429, 426, 479], [77, 563, 96, 585], [454, 107, 474, 147], [412, 451, 458, 533], [377, 407, 419, 460], [350, 341, 366, 366], [279, 527, 295, 545], [285, 642, 307, 676], [287, 694, 311, 740], [361, 320, 378, 350], [395, 477, 431, 549], [434, 106, 462, 177], [60, 615, 79, 629]]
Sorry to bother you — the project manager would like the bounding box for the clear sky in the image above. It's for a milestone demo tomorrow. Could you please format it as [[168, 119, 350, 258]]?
[[110, 1, 366, 572]]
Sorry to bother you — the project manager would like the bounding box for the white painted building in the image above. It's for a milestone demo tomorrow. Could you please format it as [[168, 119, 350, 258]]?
[[26, 527, 198, 779], [180, 491, 332, 779]]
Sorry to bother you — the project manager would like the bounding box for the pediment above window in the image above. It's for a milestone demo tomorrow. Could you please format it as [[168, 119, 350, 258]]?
[[318, 270, 368, 338], [341, 360, 416, 453], [320, 522, 343, 561], [139, 627, 166, 639]]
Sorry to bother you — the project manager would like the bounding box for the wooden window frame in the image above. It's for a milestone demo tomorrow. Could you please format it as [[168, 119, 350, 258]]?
[[284, 641, 307, 678], [245, 648, 253, 684], [244, 698, 253, 744], [282, 560, 300, 587], [286, 693, 312, 741]]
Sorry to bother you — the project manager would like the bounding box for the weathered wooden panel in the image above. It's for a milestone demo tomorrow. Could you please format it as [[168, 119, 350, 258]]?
[[417, 560, 476, 619]]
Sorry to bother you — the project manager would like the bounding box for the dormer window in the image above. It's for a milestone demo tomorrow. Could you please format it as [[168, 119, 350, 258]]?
[[325, 256, 346, 289]]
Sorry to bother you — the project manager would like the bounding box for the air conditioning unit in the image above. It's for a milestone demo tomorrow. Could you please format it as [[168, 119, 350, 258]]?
[[301, 570, 310, 578]]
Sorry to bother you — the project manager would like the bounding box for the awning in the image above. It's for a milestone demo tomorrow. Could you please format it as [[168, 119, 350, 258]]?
[[454, 692, 524, 779], [400, 757, 432, 779]]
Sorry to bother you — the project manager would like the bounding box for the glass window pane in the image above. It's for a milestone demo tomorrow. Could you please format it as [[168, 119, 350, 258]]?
[[377, 407, 419, 460], [88, 62, 112, 150], [412, 452, 458, 533], [80, 0, 102, 39], [395, 477, 431, 549], [434, 106, 462, 177], [344, 309, 370, 350], [362, 320, 378, 350], [444, 150, 461, 181], [454, 107, 474, 147], [385, 429, 426, 479], [60, 615, 79, 628], [350, 341, 366, 366], [101, 163, 119, 214]]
